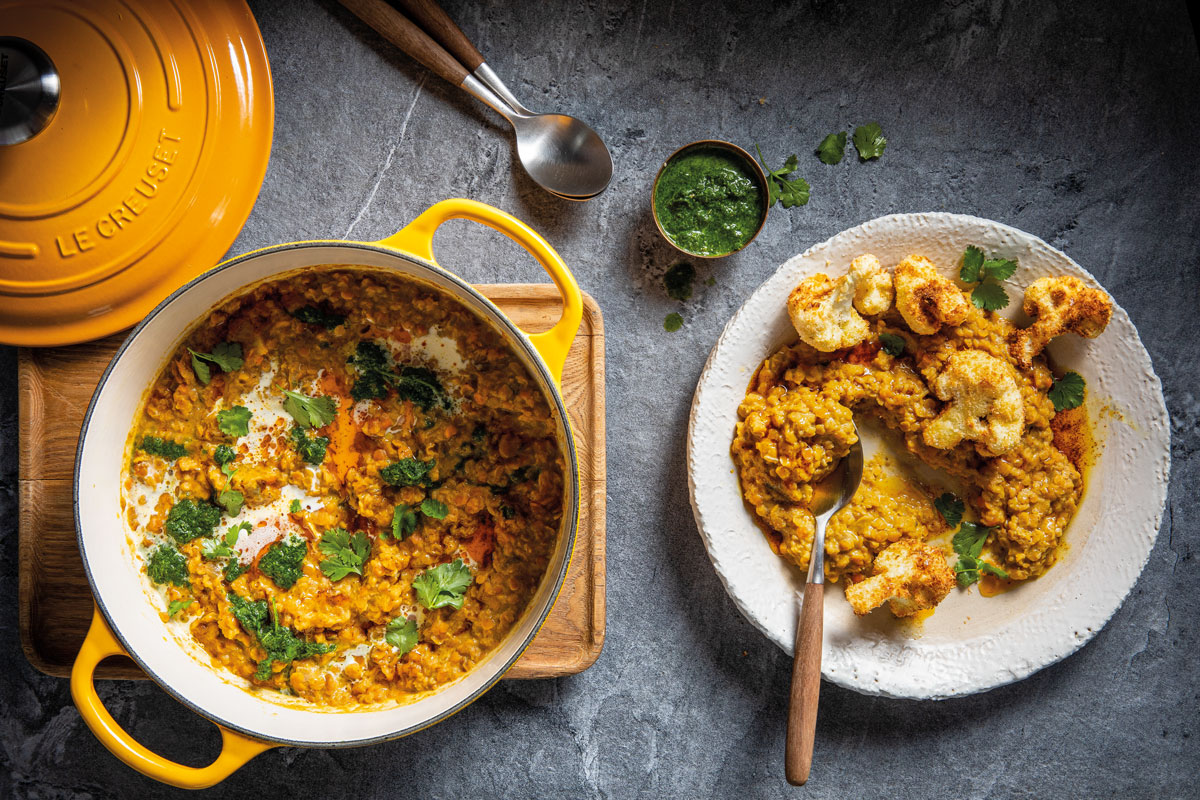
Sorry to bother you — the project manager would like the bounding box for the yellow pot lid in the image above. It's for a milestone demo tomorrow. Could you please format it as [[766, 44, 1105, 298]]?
[[0, 0, 273, 347]]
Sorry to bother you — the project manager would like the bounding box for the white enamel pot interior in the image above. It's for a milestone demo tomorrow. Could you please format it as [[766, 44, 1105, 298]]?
[[75, 241, 580, 746]]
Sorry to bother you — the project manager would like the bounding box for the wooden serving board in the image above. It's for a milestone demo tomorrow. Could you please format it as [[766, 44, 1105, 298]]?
[[18, 285, 606, 681]]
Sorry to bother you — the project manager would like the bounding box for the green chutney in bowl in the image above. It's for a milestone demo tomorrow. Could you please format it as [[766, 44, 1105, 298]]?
[[652, 141, 769, 258]]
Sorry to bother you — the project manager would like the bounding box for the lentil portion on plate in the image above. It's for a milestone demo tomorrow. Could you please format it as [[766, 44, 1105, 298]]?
[[732, 263, 1093, 588], [124, 268, 564, 706]]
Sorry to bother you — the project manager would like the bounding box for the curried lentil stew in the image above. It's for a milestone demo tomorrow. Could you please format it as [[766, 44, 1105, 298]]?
[[732, 251, 1110, 615], [123, 268, 565, 707]]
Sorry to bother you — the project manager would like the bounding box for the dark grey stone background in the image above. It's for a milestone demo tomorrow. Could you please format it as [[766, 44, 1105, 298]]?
[[2, 0, 1197, 797]]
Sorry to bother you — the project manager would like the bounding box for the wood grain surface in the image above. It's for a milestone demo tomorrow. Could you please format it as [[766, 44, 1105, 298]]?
[[18, 284, 606, 681]]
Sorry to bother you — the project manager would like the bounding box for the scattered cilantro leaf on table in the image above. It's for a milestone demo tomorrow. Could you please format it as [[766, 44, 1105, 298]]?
[[283, 391, 336, 429], [318, 528, 370, 581], [289, 304, 346, 330], [390, 504, 417, 540], [188, 342, 243, 385], [380, 458, 435, 487], [664, 312, 684, 332], [1049, 371, 1086, 412], [217, 406, 252, 437], [386, 616, 419, 655], [258, 536, 308, 589], [139, 436, 187, 461], [664, 262, 695, 301], [290, 425, 329, 465], [754, 145, 810, 208], [413, 559, 473, 610], [146, 543, 190, 587], [933, 493, 965, 529], [165, 498, 221, 544], [879, 332, 906, 357], [852, 122, 887, 160], [420, 497, 449, 520], [167, 599, 193, 618], [816, 131, 847, 165]]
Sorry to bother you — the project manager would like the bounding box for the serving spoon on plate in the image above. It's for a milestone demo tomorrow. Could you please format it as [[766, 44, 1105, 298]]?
[[339, 0, 613, 200], [786, 428, 863, 785]]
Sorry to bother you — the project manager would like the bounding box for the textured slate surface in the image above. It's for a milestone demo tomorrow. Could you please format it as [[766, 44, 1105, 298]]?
[[2, 0, 1197, 796]]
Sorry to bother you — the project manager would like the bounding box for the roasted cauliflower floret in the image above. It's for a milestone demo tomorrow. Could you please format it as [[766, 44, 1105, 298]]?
[[1008, 276, 1113, 368], [893, 255, 971, 335], [843, 538, 955, 618], [787, 273, 870, 352], [923, 350, 1025, 456], [848, 254, 893, 316]]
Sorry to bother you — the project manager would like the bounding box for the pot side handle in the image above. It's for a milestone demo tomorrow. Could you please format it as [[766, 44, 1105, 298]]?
[[71, 606, 274, 790], [375, 198, 583, 385]]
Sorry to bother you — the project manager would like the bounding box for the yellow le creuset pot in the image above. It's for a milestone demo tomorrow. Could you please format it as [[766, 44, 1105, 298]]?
[[70, 199, 582, 788]]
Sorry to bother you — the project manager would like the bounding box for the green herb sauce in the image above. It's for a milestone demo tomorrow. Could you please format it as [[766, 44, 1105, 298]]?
[[654, 147, 765, 256]]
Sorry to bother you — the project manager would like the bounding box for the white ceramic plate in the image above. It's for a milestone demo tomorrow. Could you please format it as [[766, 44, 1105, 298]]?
[[686, 213, 1170, 699]]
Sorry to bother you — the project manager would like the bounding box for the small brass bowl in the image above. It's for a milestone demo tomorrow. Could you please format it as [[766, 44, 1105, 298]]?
[[651, 140, 770, 259]]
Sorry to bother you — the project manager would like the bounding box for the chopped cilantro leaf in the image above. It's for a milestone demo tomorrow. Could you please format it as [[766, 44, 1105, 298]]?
[[217, 406, 252, 437], [317, 528, 370, 581], [217, 488, 244, 517], [394, 366, 447, 412], [953, 521, 991, 559], [879, 332, 906, 357], [664, 312, 683, 332], [386, 616, 418, 655], [164, 498, 221, 544], [290, 425, 329, 465], [852, 122, 887, 160], [420, 497, 449, 520], [664, 262, 695, 301], [258, 536, 307, 590], [933, 493, 965, 529], [380, 458, 434, 487], [816, 131, 847, 165], [412, 559, 473, 610], [1049, 372, 1086, 412], [146, 543, 189, 587], [390, 504, 417, 540], [224, 561, 248, 582], [139, 436, 187, 461], [230, 594, 333, 681], [167, 599, 193, 618], [950, 520, 1008, 587], [289, 499, 302, 514], [349, 341, 394, 402], [971, 282, 1010, 311], [283, 391, 337, 429], [188, 342, 243, 385], [202, 521, 248, 560], [289, 304, 346, 330]]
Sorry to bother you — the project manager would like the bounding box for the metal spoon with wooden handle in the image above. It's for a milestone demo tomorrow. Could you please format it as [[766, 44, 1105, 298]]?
[[339, 0, 612, 200], [786, 429, 863, 785]]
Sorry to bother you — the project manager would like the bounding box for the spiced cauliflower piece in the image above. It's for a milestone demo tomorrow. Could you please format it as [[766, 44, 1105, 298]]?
[[893, 255, 971, 335], [1008, 276, 1113, 368], [844, 538, 955, 618], [787, 273, 870, 352], [848, 254, 894, 315], [923, 349, 1025, 456]]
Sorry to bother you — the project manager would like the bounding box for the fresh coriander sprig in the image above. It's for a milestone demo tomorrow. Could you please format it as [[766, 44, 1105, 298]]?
[[852, 123, 887, 160], [283, 391, 337, 429], [412, 559, 473, 610], [217, 406, 251, 437], [317, 528, 370, 581], [188, 342, 243, 385], [386, 616, 419, 655], [879, 332, 906, 357], [959, 245, 1017, 311], [754, 145, 810, 208]]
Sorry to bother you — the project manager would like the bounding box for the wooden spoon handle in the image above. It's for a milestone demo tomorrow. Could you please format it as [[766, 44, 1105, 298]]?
[[785, 582, 824, 786], [393, 0, 485, 72], [339, 0, 468, 86]]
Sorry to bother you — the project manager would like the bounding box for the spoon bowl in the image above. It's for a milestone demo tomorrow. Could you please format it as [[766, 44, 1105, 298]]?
[[512, 112, 613, 199]]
